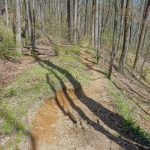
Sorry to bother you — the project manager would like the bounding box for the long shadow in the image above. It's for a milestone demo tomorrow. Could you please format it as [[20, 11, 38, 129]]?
[[84, 62, 107, 76], [46, 73, 77, 124], [112, 74, 150, 116], [0, 108, 36, 150], [112, 81, 150, 116], [45, 69, 141, 150], [97, 50, 150, 92], [80, 52, 107, 76], [34, 54, 150, 150], [125, 65, 150, 91]]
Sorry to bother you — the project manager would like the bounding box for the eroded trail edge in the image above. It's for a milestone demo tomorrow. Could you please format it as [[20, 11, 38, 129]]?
[[31, 51, 150, 150]]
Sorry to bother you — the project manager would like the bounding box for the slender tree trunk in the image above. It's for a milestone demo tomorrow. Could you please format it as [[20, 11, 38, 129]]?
[[74, 0, 78, 43], [70, 0, 74, 42], [67, 0, 71, 41], [116, 0, 124, 54], [39, 0, 44, 32], [15, 0, 22, 53], [28, 0, 35, 50], [4, 0, 9, 27], [25, 0, 31, 38], [77, 0, 81, 41], [108, 0, 117, 79], [91, 0, 96, 47], [133, 0, 150, 69], [84, 0, 89, 37], [118, 0, 131, 74], [32, 0, 36, 36], [95, 0, 100, 64]]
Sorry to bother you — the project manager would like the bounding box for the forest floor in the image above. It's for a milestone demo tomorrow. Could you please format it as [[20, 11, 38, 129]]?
[[0, 44, 150, 150]]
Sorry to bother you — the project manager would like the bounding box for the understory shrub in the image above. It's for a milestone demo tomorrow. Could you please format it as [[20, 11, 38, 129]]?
[[0, 26, 17, 57]]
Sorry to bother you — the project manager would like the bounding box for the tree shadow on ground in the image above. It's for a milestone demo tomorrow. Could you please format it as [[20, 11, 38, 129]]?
[[125, 65, 150, 91], [112, 81, 150, 116], [112, 73, 150, 116], [33, 54, 150, 150], [92, 51, 150, 117]]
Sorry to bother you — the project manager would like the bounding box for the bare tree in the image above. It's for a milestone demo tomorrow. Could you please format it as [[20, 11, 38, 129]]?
[[108, 0, 117, 79], [118, 0, 131, 74], [133, 0, 150, 69], [95, 0, 101, 64]]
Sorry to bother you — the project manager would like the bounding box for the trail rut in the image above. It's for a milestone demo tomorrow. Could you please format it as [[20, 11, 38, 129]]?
[[30, 51, 150, 150]]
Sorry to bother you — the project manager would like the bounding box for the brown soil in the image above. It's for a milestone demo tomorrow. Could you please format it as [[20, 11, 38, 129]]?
[[32, 98, 58, 147], [29, 50, 150, 150]]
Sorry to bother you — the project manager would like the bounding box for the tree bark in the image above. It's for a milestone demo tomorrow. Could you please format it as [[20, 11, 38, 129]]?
[[74, 0, 78, 43], [15, 0, 22, 53], [84, 0, 89, 37], [95, 0, 101, 64], [4, 0, 9, 27], [108, 0, 117, 79], [67, 0, 71, 41], [133, 0, 150, 69], [118, 0, 131, 74], [91, 0, 96, 47]]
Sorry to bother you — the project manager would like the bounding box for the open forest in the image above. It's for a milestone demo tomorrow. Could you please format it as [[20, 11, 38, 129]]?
[[0, 0, 150, 149]]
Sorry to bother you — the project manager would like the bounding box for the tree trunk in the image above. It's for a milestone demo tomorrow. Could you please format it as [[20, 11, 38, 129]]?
[[28, 0, 35, 50], [91, 0, 96, 47], [108, 0, 117, 79], [84, 0, 89, 37], [74, 0, 78, 44], [4, 0, 9, 27], [116, 0, 124, 54], [133, 0, 150, 69], [25, 0, 31, 38], [15, 0, 22, 53], [95, 0, 101, 64], [70, 0, 74, 42], [118, 0, 131, 74], [67, 0, 71, 41]]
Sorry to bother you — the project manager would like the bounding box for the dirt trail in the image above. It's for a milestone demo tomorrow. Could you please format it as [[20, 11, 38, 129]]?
[[32, 98, 59, 148], [31, 51, 149, 150]]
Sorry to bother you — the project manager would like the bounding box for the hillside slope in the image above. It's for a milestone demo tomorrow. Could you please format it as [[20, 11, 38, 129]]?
[[0, 45, 149, 150]]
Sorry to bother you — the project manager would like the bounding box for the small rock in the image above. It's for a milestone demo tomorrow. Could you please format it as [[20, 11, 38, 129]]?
[[97, 119, 100, 124], [81, 121, 89, 129], [76, 121, 82, 129]]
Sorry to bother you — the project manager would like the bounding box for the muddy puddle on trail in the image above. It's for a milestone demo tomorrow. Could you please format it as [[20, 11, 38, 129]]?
[[31, 88, 78, 149]]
